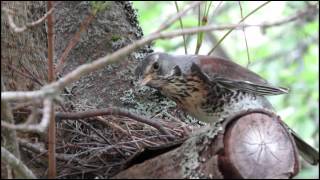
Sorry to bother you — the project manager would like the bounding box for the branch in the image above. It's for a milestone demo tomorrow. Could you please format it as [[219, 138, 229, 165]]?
[[1, 98, 53, 133], [207, 1, 271, 55], [1, 147, 37, 179], [174, 1, 188, 54], [47, 1, 56, 178], [54, 107, 174, 139], [2, 6, 54, 33], [2, 63, 44, 86], [257, 4, 319, 29], [18, 138, 82, 163], [55, 13, 96, 73], [155, 1, 203, 33], [1, 79, 21, 178]]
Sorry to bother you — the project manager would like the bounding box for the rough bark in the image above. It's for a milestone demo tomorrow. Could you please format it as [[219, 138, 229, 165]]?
[[113, 110, 300, 179], [1, 1, 48, 92]]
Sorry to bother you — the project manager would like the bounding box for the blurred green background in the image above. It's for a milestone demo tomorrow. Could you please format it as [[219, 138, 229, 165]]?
[[133, 1, 319, 179]]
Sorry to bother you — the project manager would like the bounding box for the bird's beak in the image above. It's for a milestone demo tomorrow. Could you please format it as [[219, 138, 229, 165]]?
[[139, 74, 153, 86]]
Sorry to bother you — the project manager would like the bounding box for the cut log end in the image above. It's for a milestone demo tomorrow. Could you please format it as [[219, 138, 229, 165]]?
[[219, 112, 299, 179]]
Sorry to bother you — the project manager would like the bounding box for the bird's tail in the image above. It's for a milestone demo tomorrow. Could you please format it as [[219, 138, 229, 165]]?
[[290, 129, 319, 165]]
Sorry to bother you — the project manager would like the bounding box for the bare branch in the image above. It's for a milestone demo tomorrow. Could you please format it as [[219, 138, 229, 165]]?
[[2, 63, 44, 86], [46, 1, 56, 178], [54, 107, 174, 139], [1, 79, 21, 178], [1, 98, 53, 133], [1, 147, 37, 179], [257, 4, 318, 29], [207, 1, 271, 55], [174, 1, 188, 54], [155, 1, 203, 33], [238, 1, 251, 67], [2, 6, 54, 33], [18, 138, 82, 163], [55, 13, 96, 73]]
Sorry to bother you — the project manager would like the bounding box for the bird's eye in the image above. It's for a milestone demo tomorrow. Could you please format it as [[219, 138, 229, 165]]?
[[153, 62, 159, 71]]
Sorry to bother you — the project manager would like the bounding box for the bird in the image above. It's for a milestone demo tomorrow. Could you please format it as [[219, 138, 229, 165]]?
[[136, 52, 319, 165]]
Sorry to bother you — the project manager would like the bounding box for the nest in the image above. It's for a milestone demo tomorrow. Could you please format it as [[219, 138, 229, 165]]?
[[19, 114, 189, 178]]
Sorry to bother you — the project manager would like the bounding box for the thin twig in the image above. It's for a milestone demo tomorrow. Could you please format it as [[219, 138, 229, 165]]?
[[1, 147, 37, 179], [155, 1, 203, 33], [18, 138, 82, 163], [238, 1, 250, 67], [207, 1, 271, 55], [54, 108, 174, 139], [2, 6, 54, 33], [55, 13, 96, 74], [195, 3, 202, 54], [174, 1, 188, 54], [1, 98, 53, 133], [2, 63, 44, 86]]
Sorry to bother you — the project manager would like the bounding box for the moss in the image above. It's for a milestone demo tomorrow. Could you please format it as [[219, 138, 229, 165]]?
[[90, 1, 111, 15], [111, 35, 122, 42]]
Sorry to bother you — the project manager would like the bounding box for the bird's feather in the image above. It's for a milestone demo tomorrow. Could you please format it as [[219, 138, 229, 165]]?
[[192, 56, 289, 96]]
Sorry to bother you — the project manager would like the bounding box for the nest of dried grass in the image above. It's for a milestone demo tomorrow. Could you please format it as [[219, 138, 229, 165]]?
[[19, 113, 189, 178]]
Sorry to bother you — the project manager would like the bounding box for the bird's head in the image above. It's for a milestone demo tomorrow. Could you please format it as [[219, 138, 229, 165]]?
[[136, 52, 182, 90]]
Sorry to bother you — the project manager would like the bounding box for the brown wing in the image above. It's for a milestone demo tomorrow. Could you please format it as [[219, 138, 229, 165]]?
[[192, 55, 289, 96]]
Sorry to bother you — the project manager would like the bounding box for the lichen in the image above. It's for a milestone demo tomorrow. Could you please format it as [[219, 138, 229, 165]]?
[[181, 125, 221, 178]]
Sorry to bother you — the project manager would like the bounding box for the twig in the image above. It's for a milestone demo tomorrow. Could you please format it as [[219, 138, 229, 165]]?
[[125, 122, 141, 149], [1, 98, 53, 133], [19, 62, 43, 86], [195, 3, 201, 54], [258, 4, 319, 29], [195, 1, 213, 55], [155, 1, 203, 33], [207, 1, 270, 55], [238, 1, 250, 67], [96, 116, 128, 135], [174, 1, 188, 54], [1, 147, 37, 179], [2, 6, 54, 33], [55, 13, 96, 73], [54, 107, 174, 139], [18, 138, 82, 163], [1, 80, 21, 178], [2, 63, 43, 86]]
